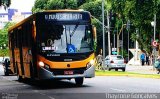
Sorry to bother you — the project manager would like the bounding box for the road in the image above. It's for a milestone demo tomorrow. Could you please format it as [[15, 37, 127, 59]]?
[[0, 65, 160, 99]]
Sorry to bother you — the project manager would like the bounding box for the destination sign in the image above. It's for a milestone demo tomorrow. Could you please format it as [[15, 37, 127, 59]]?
[[45, 13, 83, 21]]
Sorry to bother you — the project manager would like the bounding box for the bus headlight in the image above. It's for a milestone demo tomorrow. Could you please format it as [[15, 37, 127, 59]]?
[[39, 61, 44, 67], [86, 59, 94, 69]]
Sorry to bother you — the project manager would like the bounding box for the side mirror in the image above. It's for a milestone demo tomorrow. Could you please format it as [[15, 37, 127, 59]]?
[[92, 25, 97, 52], [92, 26, 97, 41]]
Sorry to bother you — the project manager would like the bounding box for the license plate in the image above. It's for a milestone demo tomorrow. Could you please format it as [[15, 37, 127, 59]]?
[[64, 71, 73, 75]]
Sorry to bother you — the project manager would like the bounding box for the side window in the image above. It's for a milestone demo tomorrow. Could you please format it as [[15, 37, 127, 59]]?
[[17, 28, 22, 48], [11, 33, 14, 49], [22, 22, 33, 47], [27, 23, 32, 47], [22, 25, 27, 47], [8, 33, 11, 49], [14, 30, 18, 48]]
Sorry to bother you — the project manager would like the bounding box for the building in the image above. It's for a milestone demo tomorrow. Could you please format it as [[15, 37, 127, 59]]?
[[0, 8, 32, 29], [0, 12, 8, 29]]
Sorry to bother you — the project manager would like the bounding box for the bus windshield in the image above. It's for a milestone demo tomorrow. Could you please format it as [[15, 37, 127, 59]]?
[[37, 24, 94, 54]]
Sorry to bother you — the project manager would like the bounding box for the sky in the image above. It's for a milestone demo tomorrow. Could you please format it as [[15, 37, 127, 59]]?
[[10, 0, 35, 12], [0, 0, 35, 13]]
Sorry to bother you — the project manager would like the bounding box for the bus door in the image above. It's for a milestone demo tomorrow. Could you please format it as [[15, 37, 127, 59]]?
[[10, 33, 16, 73]]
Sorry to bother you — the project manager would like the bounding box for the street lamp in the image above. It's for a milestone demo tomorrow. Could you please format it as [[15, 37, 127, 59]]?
[[151, 20, 156, 41], [151, 14, 156, 66], [127, 20, 130, 62]]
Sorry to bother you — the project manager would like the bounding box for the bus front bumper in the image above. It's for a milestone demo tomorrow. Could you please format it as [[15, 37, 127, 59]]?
[[38, 66, 95, 80]]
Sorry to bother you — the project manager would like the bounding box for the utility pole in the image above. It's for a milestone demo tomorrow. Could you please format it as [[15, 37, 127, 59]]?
[[107, 10, 111, 55], [117, 26, 119, 55], [153, 14, 156, 66], [122, 21, 124, 56], [154, 14, 156, 41], [102, 0, 105, 68], [127, 20, 130, 62], [153, 0, 157, 66]]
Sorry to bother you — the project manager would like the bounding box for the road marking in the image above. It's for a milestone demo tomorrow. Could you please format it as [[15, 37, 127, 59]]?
[[1, 76, 17, 82], [39, 93, 46, 95], [48, 96, 55, 99], [110, 88, 126, 92], [1, 76, 12, 81], [39, 92, 55, 99], [33, 90, 39, 93]]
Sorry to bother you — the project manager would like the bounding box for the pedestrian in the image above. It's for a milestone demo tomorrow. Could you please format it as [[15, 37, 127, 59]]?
[[145, 53, 149, 65], [97, 53, 102, 66], [140, 52, 145, 66]]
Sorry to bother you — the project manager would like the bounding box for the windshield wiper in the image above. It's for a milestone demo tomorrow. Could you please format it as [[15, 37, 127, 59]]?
[[70, 24, 78, 37], [69, 24, 79, 44]]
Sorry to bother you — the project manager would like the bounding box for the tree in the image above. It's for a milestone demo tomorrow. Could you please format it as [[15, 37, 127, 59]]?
[[0, 22, 15, 56], [32, 0, 79, 13], [110, 0, 160, 55], [0, 0, 11, 8]]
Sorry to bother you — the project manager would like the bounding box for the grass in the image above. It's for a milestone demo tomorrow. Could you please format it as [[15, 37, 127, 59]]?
[[95, 70, 160, 79]]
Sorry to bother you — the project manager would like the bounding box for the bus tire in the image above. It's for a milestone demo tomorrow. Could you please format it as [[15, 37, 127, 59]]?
[[4, 66, 9, 76], [4, 60, 9, 76], [17, 75, 23, 82], [16, 62, 23, 82], [4, 69, 9, 76], [122, 68, 125, 72], [75, 77, 84, 86], [30, 62, 35, 80]]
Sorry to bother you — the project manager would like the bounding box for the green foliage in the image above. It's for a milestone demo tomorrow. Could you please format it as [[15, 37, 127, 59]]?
[[45, 0, 64, 10], [0, 0, 11, 7], [94, 41, 97, 53], [119, 49, 128, 58], [0, 49, 9, 56], [32, 0, 79, 13], [80, 1, 103, 18], [0, 22, 15, 56], [32, 0, 49, 13], [110, 0, 160, 54]]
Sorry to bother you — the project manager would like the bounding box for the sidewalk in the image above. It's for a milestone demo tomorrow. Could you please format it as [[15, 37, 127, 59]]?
[[126, 65, 158, 74]]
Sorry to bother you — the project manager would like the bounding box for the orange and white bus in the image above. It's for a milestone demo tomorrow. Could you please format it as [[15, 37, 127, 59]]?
[[8, 10, 97, 85]]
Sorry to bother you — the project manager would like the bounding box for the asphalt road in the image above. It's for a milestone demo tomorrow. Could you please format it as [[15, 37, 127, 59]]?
[[0, 65, 160, 99]]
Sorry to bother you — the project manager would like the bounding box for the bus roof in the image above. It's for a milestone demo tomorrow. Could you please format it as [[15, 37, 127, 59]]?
[[43, 9, 86, 13], [8, 9, 91, 33], [8, 14, 35, 32]]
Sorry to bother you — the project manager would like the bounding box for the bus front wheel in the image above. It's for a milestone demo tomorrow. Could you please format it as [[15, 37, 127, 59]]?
[[17, 75, 23, 82], [4, 67, 9, 76], [75, 77, 84, 86]]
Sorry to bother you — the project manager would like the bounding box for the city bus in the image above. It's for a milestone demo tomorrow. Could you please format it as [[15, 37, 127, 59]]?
[[8, 10, 97, 85]]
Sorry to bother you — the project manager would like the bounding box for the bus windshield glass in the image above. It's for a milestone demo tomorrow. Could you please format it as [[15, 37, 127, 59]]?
[[37, 24, 93, 54]]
